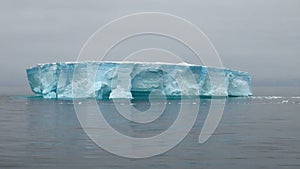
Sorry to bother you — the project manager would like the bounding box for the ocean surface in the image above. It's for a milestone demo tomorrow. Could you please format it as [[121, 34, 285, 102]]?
[[0, 86, 300, 169]]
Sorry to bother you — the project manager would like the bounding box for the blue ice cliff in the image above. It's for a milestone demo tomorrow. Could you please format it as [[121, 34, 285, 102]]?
[[26, 62, 252, 99]]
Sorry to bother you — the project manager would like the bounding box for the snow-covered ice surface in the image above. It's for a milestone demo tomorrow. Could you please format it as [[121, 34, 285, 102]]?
[[26, 62, 252, 99]]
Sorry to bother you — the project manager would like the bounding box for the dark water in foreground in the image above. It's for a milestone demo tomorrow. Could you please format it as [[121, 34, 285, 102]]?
[[0, 87, 300, 169]]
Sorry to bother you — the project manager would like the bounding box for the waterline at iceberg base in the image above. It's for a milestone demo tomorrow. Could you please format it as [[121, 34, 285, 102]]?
[[26, 62, 252, 99]]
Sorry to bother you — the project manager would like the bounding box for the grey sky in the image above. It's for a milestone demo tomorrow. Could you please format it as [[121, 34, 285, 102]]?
[[0, 0, 299, 86]]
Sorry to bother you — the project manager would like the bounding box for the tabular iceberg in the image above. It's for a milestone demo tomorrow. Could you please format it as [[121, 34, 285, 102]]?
[[26, 61, 252, 99]]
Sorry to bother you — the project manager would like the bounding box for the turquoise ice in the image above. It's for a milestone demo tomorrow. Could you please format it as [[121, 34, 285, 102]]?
[[26, 62, 252, 99]]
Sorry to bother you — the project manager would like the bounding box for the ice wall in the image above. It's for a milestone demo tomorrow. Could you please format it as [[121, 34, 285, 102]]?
[[26, 62, 252, 99]]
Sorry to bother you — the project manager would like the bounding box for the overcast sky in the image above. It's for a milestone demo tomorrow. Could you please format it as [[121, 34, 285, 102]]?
[[0, 0, 299, 86]]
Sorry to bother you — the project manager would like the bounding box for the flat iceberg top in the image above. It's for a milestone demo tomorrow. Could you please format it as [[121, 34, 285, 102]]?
[[32, 61, 196, 67], [26, 61, 252, 99]]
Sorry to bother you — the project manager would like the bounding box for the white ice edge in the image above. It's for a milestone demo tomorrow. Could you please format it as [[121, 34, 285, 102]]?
[[27, 61, 250, 74]]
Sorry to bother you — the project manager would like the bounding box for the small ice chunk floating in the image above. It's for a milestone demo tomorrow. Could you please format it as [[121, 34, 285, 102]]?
[[26, 61, 252, 99]]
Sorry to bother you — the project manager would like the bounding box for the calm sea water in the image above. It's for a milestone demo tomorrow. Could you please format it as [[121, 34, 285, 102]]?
[[0, 86, 300, 169]]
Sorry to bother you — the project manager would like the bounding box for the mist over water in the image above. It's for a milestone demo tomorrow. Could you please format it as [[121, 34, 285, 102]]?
[[0, 0, 299, 168]]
